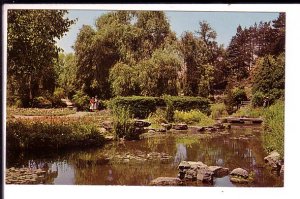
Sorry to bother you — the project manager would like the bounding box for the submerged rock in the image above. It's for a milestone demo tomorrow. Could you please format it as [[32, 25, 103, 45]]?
[[150, 177, 182, 186], [173, 123, 188, 130], [208, 166, 229, 177], [161, 123, 172, 130]]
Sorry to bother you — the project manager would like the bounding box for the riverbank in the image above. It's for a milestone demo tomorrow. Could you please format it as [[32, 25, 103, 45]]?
[[233, 100, 284, 157]]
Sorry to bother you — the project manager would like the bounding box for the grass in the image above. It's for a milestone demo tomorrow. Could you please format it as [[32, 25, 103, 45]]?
[[6, 109, 114, 151], [174, 109, 215, 126], [7, 107, 76, 116], [231, 101, 284, 157], [6, 117, 105, 151], [210, 103, 228, 119]]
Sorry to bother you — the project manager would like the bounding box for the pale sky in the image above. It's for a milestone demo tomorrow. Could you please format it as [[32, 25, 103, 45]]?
[[56, 10, 279, 54]]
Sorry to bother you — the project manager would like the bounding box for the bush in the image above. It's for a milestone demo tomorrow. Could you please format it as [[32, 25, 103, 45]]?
[[6, 118, 105, 151], [225, 87, 247, 114], [32, 96, 52, 108], [174, 109, 215, 126], [252, 91, 265, 107], [163, 95, 211, 115], [112, 108, 137, 140], [72, 90, 90, 111], [52, 87, 67, 107], [210, 103, 228, 119], [109, 96, 164, 119]]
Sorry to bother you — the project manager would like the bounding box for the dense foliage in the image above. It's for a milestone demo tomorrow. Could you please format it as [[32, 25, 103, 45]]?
[[6, 118, 105, 151], [7, 10, 75, 107]]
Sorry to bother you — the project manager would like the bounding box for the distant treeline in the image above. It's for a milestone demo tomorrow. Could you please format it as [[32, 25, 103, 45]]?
[[7, 10, 285, 108]]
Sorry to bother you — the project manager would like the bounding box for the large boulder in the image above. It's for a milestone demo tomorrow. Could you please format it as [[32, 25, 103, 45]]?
[[150, 177, 182, 186], [229, 168, 251, 184], [230, 168, 249, 178], [173, 123, 188, 130], [264, 151, 282, 169], [208, 166, 229, 177], [196, 165, 213, 183]]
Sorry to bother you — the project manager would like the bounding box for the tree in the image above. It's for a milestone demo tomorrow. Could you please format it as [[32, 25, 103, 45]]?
[[56, 53, 77, 98], [7, 10, 75, 107], [252, 53, 285, 104], [271, 13, 285, 55], [137, 45, 183, 96]]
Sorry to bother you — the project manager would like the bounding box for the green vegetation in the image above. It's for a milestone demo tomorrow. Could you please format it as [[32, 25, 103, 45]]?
[[112, 108, 137, 140], [6, 118, 105, 151], [210, 103, 228, 119], [252, 53, 285, 106], [233, 100, 284, 157], [225, 86, 248, 114], [7, 108, 76, 116], [174, 109, 215, 126], [110, 96, 163, 119], [262, 101, 284, 156]]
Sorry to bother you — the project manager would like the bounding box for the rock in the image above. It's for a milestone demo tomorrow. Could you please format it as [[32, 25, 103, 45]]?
[[173, 123, 188, 130], [161, 123, 172, 130], [148, 130, 156, 133], [185, 169, 197, 180], [230, 168, 249, 178], [189, 126, 205, 133], [156, 128, 167, 133], [208, 166, 229, 177], [104, 135, 114, 141], [196, 165, 213, 183], [99, 127, 107, 133], [150, 177, 182, 186], [264, 151, 282, 169], [213, 123, 225, 130], [178, 161, 191, 170], [134, 120, 151, 128], [102, 121, 113, 131]]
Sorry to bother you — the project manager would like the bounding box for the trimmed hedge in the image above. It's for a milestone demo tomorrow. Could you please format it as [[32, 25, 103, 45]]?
[[109, 96, 211, 119], [164, 96, 211, 115]]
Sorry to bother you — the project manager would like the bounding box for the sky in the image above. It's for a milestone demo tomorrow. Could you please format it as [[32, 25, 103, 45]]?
[[56, 10, 279, 54]]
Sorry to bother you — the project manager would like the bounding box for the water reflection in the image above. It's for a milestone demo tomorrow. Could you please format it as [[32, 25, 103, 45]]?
[[6, 125, 283, 186], [174, 144, 187, 163]]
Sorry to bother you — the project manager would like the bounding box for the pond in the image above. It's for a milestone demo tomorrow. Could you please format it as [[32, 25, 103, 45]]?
[[6, 125, 283, 187]]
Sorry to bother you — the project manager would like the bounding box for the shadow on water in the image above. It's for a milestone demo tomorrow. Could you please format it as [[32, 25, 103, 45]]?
[[6, 125, 283, 186]]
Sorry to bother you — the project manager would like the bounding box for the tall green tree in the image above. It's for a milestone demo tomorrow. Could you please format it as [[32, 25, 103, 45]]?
[[7, 10, 75, 107]]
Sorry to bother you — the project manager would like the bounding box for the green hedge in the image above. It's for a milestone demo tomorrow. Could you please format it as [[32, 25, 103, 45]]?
[[6, 119, 105, 151], [164, 96, 211, 115], [109, 96, 211, 119]]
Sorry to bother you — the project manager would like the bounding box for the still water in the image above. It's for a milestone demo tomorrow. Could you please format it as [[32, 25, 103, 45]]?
[[6, 125, 283, 186]]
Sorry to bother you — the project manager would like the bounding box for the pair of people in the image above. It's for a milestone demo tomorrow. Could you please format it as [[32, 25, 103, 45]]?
[[89, 96, 99, 112]]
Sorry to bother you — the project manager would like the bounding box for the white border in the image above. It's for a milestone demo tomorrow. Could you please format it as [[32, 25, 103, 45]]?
[[3, 3, 300, 199]]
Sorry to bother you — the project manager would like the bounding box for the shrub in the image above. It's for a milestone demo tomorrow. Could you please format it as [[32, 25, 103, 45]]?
[[163, 95, 211, 115], [210, 103, 228, 119], [52, 87, 67, 107], [112, 107, 137, 140], [225, 87, 247, 114], [252, 91, 265, 107], [32, 96, 52, 108], [72, 90, 90, 111], [174, 109, 215, 126], [109, 96, 164, 119]]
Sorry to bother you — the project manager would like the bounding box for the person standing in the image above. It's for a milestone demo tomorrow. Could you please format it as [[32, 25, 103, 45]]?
[[94, 95, 99, 111], [90, 97, 95, 112]]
